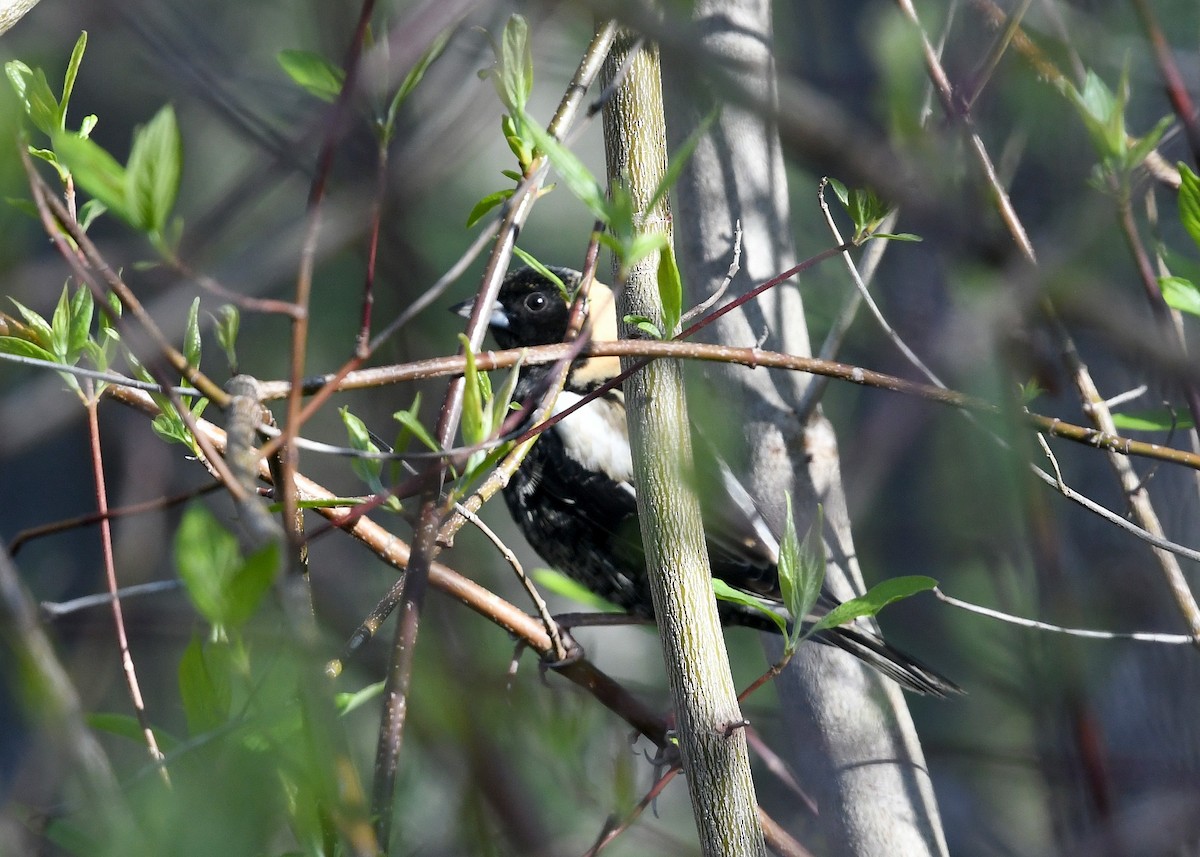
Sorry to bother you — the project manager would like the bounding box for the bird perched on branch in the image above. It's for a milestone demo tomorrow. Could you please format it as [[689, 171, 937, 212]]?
[[454, 266, 958, 696]]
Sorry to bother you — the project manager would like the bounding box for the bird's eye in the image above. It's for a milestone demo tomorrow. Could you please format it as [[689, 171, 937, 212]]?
[[524, 293, 547, 312]]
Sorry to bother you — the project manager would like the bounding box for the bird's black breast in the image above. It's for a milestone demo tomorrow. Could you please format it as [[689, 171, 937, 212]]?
[[503, 407, 654, 616]]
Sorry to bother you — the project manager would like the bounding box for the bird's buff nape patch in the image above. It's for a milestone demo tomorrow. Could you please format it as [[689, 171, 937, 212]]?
[[569, 282, 621, 387]]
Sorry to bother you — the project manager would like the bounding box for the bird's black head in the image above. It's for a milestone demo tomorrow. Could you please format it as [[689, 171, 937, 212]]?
[[488, 267, 581, 350], [452, 267, 594, 350]]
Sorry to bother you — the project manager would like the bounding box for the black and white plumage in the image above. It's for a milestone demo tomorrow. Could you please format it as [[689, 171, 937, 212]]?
[[455, 266, 958, 696]]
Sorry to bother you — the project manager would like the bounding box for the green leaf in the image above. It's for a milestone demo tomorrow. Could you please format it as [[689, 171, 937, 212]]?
[[9, 297, 53, 348], [178, 632, 232, 735], [96, 291, 121, 359], [648, 107, 718, 215], [521, 116, 607, 222], [466, 188, 513, 228], [827, 177, 849, 207], [623, 314, 662, 339], [60, 32, 88, 130], [87, 712, 179, 753], [67, 284, 93, 362], [1178, 164, 1200, 252], [384, 31, 449, 135], [1018, 378, 1044, 404], [176, 504, 241, 626], [223, 541, 281, 626], [77, 199, 107, 232], [840, 186, 890, 243], [490, 351, 522, 436], [656, 246, 683, 335], [6, 197, 39, 219], [277, 49, 345, 102], [52, 132, 130, 223], [872, 232, 922, 242], [126, 104, 182, 235], [500, 15, 533, 113], [49, 284, 71, 360], [340, 406, 385, 493], [175, 504, 280, 629], [533, 567, 619, 612], [335, 680, 387, 716], [1161, 276, 1200, 317], [151, 410, 191, 447], [623, 232, 668, 269], [0, 336, 56, 362], [712, 579, 788, 636], [511, 246, 568, 298], [1064, 70, 1125, 162], [811, 575, 937, 634], [778, 498, 824, 647], [499, 113, 533, 170], [211, 304, 239, 373], [1111, 408, 1195, 431], [1126, 114, 1173, 171], [6, 61, 59, 135], [182, 296, 201, 368], [392, 404, 440, 453], [459, 334, 486, 447], [389, 394, 421, 482]]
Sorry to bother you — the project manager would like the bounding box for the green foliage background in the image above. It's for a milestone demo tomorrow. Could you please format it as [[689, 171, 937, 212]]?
[[2, 0, 1200, 855]]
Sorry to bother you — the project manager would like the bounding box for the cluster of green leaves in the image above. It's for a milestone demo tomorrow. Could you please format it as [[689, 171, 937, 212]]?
[[458, 333, 522, 480], [825, 178, 919, 245], [469, 15, 538, 228], [338, 394, 445, 514], [7, 32, 183, 252], [1161, 165, 1200, 322], [0, 282, 241, 452], [474, 15, 710, 339], [337, 338, 520, 511], [0, 284, 120, 402], [713, 496, 936, 659], [1058, 70, 1200, 432], [59, 504, 333, 856], [1059, 68, 1173, 201], [1108, 162, 1200, 433], [124, 297, 209, 450]]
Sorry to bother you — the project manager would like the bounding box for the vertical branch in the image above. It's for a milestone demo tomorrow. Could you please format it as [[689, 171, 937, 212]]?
[[601, 25, 766, 857], [661, 2, 950, 856]]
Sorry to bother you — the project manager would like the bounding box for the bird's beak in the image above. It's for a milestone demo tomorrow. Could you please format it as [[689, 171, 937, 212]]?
[[449, 297, 509, 330]]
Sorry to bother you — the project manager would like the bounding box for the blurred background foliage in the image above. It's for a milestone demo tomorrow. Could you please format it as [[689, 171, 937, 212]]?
[[1, 0, 1200, 854]]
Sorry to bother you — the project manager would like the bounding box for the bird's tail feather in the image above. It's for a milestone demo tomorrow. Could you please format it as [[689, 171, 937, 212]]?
[[815, 624, 962, 697]]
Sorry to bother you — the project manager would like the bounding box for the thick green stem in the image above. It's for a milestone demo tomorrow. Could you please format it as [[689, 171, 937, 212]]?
[[600, 26, 766, 857]]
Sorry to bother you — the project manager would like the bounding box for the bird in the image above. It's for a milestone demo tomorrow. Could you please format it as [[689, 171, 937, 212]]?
[[454, 266, 958, 696]]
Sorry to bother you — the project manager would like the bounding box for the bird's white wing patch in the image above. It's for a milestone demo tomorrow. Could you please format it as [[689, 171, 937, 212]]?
[[552, 391, 635, 485]]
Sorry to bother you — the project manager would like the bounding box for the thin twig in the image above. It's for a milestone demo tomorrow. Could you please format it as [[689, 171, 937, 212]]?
[[901, 0, 1200, 640], [454, 506, 571, 664], [84, 387, 169, 783], [41, 580, 181, 619], [680, 221, 742, 326], [933, 587, 1192, 644], [10, 483, 221, 556]]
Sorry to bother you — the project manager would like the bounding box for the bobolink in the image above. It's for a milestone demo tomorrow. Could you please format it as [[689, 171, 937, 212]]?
[[455, 266, 957, 696]]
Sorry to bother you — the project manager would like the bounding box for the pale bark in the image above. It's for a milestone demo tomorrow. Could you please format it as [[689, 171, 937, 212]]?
[[659, 1, 949, 854], [0, 0, 40, 36]]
